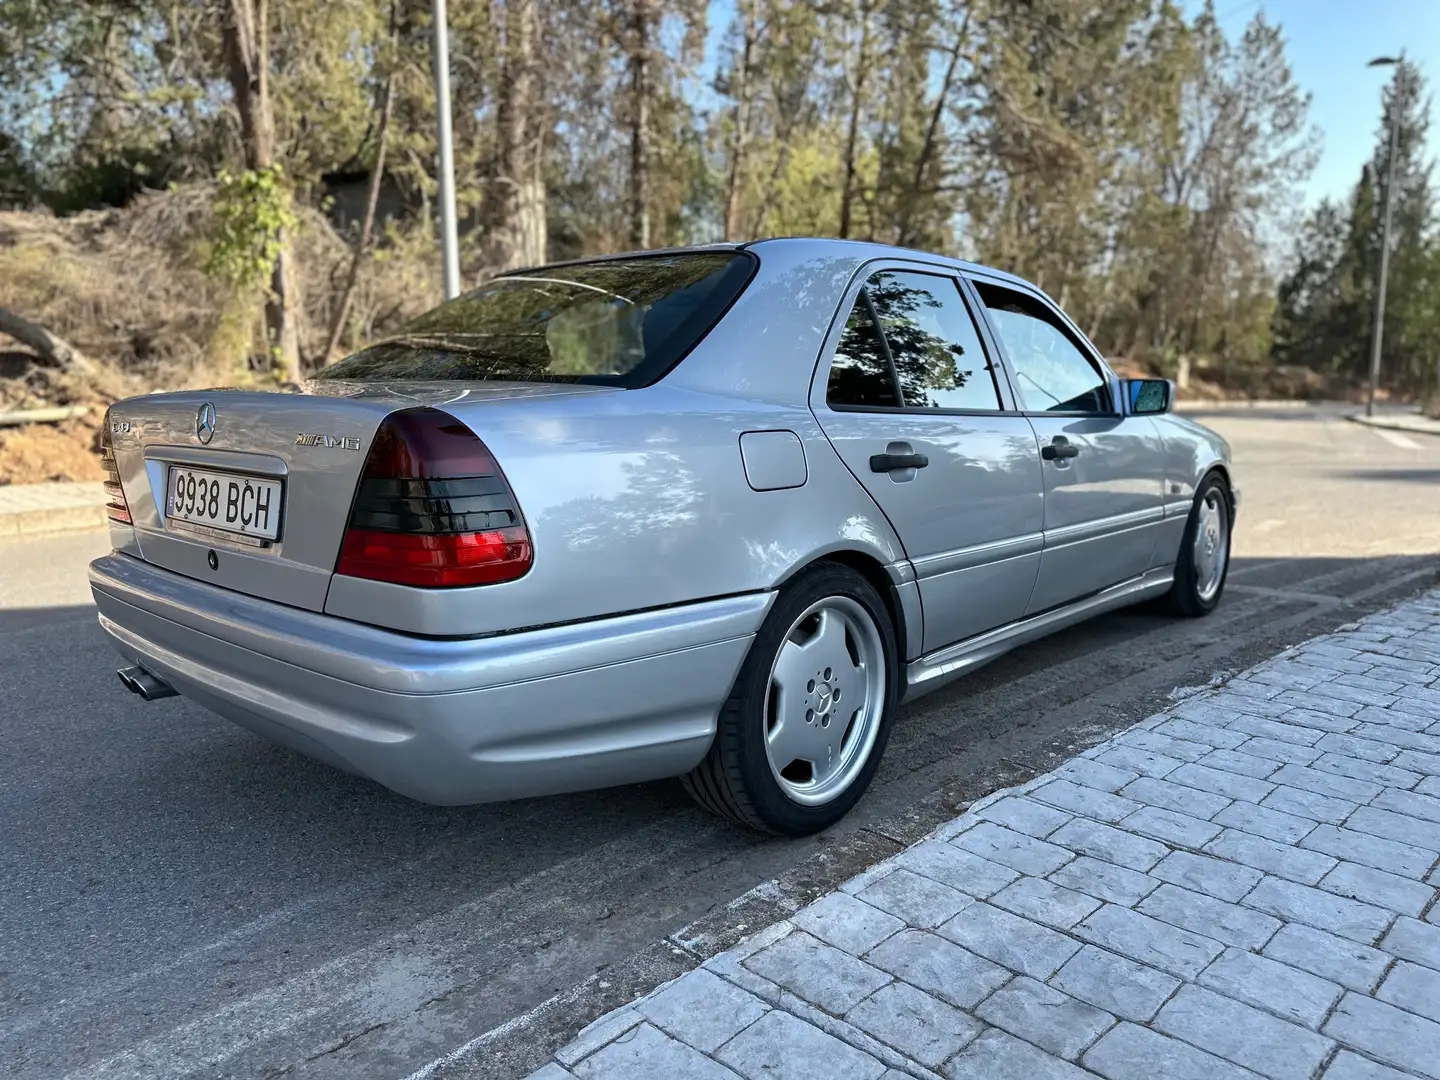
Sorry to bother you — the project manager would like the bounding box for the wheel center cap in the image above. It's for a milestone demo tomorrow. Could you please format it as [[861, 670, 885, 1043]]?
[[814, 683, 833, 713]]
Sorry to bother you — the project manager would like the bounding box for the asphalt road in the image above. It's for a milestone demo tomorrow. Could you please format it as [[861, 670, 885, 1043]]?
[[3, 404, 1439, 1080]]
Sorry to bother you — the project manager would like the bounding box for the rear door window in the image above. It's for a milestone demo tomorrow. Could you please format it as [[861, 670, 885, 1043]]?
[[318, 252, 756, 387]]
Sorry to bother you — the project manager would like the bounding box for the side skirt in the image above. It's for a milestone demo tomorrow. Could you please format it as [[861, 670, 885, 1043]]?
[[902, 567, 1175, 703]]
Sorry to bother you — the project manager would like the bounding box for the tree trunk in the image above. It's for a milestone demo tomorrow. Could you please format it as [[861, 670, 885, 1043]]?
[[628, 0, 652, 250], [321, 59, 396, 363], [838, 6, 874, 241], [483, 0, 546, 273], [223, 0, 302, 382], [722, 0, 759, 242], [897, 9, 968, 248], [0, 307, 95, 376]]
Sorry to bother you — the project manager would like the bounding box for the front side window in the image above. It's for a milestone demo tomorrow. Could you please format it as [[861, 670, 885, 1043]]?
[[974, 282, 1109, 413], [318, 252, 755, 387], [826, 270, 1002, 411]]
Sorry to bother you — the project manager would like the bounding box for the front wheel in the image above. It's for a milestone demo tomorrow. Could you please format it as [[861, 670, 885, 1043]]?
[[1167, 473, 1232, 617], [681, 563, 899, 836]]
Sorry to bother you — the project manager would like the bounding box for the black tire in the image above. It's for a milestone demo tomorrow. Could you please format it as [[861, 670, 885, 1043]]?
[[1167, 471, 1232, 618], [681, 563, 900, 836]]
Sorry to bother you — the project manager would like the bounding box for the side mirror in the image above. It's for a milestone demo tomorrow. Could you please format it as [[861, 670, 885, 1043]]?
[[1123, 378, 1173, 415]]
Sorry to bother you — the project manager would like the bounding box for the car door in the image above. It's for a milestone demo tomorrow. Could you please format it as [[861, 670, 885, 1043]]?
[[968, 275, 1165, 614], [812, 264, 1045, 655]]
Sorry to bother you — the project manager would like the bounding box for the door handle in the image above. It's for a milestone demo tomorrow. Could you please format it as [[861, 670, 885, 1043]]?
[[1041, 437, 1080, 461], [870, 452, 929, 472]]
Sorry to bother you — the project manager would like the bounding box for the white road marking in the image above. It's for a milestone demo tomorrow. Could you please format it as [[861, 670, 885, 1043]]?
[[1371, 427, 1422, 450]]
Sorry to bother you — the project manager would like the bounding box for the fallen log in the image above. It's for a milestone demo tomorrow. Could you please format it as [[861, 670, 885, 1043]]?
[[0, 307, 96, 376], [0, 404, 91, 427]]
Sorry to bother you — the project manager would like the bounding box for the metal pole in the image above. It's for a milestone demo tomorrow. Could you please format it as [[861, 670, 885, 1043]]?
[[432, 0, 461, 300], [1367, 69, 1401, 417]]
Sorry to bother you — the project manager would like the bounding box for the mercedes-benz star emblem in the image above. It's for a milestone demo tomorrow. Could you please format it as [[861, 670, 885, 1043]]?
[[195, 402, 217, 445]]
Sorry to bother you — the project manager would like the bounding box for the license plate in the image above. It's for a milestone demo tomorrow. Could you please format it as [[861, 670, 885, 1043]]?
[[165, 465, 282, 543]]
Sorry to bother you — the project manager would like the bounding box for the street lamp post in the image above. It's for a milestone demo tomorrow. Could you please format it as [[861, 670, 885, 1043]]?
[[432, 0, 461, 300], [1366, 55, 1402, 417]]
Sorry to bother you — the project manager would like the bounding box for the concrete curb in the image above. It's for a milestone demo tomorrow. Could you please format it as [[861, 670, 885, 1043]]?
[[1347, 412, 1440, 438], [0, 482, 108, 539]]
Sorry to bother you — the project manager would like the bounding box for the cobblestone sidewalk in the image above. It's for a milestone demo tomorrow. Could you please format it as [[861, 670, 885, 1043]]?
[[0, 481, 106, 537], [531, 591, 1440, 1080]]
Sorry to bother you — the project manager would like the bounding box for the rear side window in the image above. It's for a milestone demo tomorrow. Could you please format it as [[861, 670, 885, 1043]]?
[[826, 271, 1002, 411], [318, 252, 755, 387]]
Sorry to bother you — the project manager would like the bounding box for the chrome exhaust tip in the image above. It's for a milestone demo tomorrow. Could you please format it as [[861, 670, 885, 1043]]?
[[117, 665, 178, 701]]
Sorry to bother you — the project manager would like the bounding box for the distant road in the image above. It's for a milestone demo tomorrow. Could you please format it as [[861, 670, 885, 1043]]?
[[2, 403, 1438, 1080]]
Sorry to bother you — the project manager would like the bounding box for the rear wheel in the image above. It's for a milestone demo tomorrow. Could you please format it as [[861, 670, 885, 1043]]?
[[682, 563, 899, 835], [1167, 472, 1232, 617]]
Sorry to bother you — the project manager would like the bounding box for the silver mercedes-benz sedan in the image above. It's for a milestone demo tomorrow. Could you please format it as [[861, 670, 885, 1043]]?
[[90, 238, 1235, 835]]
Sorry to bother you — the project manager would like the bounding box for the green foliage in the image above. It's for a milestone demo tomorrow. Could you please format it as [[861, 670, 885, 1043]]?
[[204, 168, 297, 291]]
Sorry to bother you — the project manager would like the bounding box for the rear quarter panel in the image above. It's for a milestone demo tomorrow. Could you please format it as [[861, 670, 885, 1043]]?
[[322, 384, 907, 636]]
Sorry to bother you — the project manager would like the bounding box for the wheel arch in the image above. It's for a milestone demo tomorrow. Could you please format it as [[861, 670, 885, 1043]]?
[[777, 546, 918, 664]]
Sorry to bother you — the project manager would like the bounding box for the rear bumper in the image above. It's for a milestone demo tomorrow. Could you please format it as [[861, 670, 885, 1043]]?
[[88, 553, 770, 804]]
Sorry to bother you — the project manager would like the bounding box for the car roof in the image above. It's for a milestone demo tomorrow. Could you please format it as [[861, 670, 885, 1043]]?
[[497, 237, 1036, 293]]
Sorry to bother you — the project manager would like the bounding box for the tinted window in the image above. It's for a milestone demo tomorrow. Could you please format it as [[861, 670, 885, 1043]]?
[[868, 272, 1001, 410], [826, 298, 900, 408], [318, 252, 755, 387], [975, 283, 1109, 412]]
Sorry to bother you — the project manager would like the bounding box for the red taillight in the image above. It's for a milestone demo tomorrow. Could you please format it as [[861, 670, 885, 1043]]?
[[335, 408, 533, 588], [100, 411, 131, 525]]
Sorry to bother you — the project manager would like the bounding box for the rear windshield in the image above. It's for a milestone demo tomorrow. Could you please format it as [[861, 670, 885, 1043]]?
[[317, 251, 756, 387]]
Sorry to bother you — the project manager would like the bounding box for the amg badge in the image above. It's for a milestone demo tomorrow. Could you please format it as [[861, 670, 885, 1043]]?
[[296, 433, 362, 451]]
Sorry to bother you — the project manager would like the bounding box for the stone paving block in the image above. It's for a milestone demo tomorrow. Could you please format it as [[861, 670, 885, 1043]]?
[[975, 976, 1114, 1060], [1316, 732, 1402, 763], [938, 901, 1082, 979], [1250, 663, 1330, 691], [1152, 850, 1264, 902], [792, 893, 905, 957], [1199, 747, 1285, 780], [1270, 763, 1384, 802], [1356, 724, 1440, 754], [865, 930, 1010, 1009], [1322, 992, 1440, 1080], [1196, 947, 1342, 1030], [1277, 707, 1361, 733], [1048, 818, 1168, 872], [1262, 923, 1392, 992], [1321, 1050, 1416, 1080], [1393, 749, 1440, 777], [1047, 944, 1178, 1022], [1377, 960, 1440, 1024], [571, 1022, 742, 1080], [1122, 775, 1233, 818], [1357, 650, 1438, 675], [1382, 917, 1440, 971], [1320, 861, 1435, 917], [715, 1010, 885, 1080], [945, 1028, 1094, 1080], [1073, 902, 1223, 978], [1170, 762, 1277, 803], [1082, 1022, 1263, 1080], [525, 1064, 576, 1080], [1274, 691, 1360, 719], [1204, 828, 1338, 885], [856, 868, 974, 929], [1341, 673, 1408, 694], [1122, 805, 1222, 849], [1303, 824, 1436, 879], [742, 931, 891, 1014], [1243, 876, 1393, 944], [1213, 800, 1317, 844], [1348, 807, 1440, 853], [897, 839, 1020, 898], [1226, 680, 1288, 703], [1356, 705, 1434, 732], [1155, 984, 1333, 1080], [1316, 753, 1423, 790], [1311, 682, 1400, 711], [989, 875, 1102, 930], [974, 796, 1072, 839], [1373, 787, 1440, 825], [952, 822, 1073, 877], [1233, 713, 1330, 745], [1154, 716, 1248, 749], [1116, 729, 1212, 763], [638, 970, 770, 1053], [1056, 758, 1140, 792], [1030, 779, 1141, 824], [1139, 882, 1282, 949], [1262, 784, 1358, 825], [1095, 743, 1185, 779], [843, 981, 983, 1069], [1048, 856, 1159, 907], [557, 1009, 645, 1066], [1238, 736, 1324, 766]]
